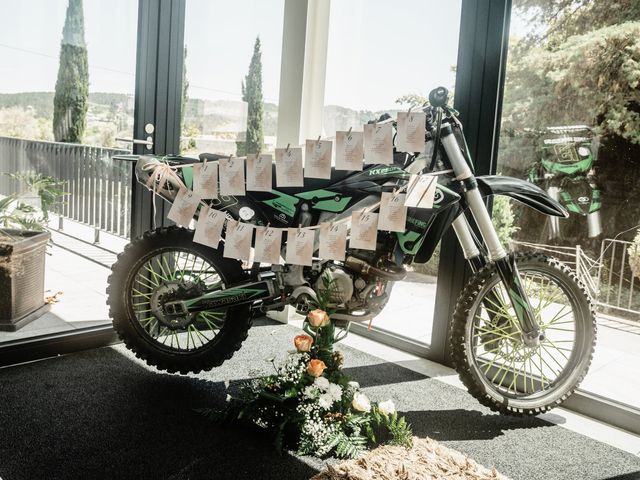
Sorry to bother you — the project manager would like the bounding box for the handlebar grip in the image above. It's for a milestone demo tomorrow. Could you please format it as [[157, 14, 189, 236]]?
[[429, 86, 449, 108]]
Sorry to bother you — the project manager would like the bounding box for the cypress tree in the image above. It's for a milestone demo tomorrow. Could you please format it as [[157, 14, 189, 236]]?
[[53, 0, 89, 143], [237, 37, 264, 155]]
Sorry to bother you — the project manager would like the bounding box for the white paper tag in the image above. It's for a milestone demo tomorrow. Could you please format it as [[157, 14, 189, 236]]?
[[364, 123, 393, 165], [304, 139, 332, 179], [253, 226, 283, 265], [319, 222, 348, 261], [396, 111, 426, 153], [193, 205, 227, 248], [223, 220, 253, 261], [246, 154, 273, 192], [219, 157, 246, 196], [285, 228, 315, 266], [167, 188, 200, 226], [192, 161, 218, 199], [350, 211, 379, 250], [276, 147, 304, 187], [405, 174, 437, 209], [335, 130, 364, 171], [378, 192, 408, 232]]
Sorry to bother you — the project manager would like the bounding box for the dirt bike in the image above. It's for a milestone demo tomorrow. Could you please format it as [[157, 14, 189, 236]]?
[[108, 87, 596, 416], [527, 125, 602, 239]]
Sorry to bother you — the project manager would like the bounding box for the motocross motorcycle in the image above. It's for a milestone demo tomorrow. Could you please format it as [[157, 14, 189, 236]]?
[[527, 125, 602, 239], [108, 87, 596, 415]]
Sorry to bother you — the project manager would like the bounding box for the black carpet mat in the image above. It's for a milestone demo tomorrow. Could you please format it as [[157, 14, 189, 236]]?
[[1, 319, 639, 480]]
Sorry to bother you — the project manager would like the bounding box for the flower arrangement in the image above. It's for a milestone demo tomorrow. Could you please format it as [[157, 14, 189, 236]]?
[[200, 282, 412, 458]]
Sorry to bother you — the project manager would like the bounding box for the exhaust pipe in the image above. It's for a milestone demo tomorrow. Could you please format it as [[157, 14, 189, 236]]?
[[344, 256, 407, 281]]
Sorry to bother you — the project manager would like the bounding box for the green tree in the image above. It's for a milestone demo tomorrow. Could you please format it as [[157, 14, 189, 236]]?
[[237, 36, 264, 156], [501, 1, 640, 147], [499, 0, 640, 244], [53, 0, 89, 143]]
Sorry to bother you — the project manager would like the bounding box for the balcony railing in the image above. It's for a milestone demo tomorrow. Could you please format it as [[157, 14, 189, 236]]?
[[0, 136, 132, 239]]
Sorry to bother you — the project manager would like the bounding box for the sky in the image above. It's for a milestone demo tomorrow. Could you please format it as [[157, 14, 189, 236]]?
[[0, 0, 535, 111]]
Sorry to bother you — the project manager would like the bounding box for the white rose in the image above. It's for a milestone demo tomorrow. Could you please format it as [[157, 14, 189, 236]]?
[[348, 381, 360, 390], [314, 376, 330, 390], [377, 399, 396, 416], [351, 392, 371, 413]]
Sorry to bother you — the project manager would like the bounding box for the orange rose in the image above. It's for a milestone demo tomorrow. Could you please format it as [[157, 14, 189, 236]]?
[[307, 309, 330, 328], [307, 359, 327, 377], [294, 334, 314, 352]]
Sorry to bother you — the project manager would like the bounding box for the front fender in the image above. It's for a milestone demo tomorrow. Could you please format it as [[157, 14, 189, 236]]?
[[476, 175, 569, 218]]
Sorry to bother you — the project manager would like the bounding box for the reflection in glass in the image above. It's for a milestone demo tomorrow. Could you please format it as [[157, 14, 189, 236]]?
[[497, 1, 640, 409]]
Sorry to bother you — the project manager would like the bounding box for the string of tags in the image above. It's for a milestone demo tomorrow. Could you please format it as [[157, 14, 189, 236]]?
[[160, 105, 435, 265], [166, 172, 437, 266], [182, 107, 428, 198]]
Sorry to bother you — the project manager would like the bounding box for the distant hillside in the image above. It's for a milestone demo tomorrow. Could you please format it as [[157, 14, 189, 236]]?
[[0, 92, 399, 143], [0, 92, 133, 119]]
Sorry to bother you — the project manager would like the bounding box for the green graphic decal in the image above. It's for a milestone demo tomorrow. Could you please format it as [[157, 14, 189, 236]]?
[[294, 189, 352, 212], [262, 191, 300, 217], [541, 157, 592, 175], [184, 287, 266, 308], [509, 287, 529, 323], [406, 216, 428, 229], [182, 166, 194, 190], [396, 230, 425, 255], [367, 166, 409, 177], [590, 190, 601, 213]]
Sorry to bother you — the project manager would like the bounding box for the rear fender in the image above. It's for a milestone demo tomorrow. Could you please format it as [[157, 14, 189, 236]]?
[[476, 175, 569, 218]]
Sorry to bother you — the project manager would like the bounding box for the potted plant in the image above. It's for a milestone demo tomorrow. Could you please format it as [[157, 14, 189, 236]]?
[[0, 173, 66, 331]]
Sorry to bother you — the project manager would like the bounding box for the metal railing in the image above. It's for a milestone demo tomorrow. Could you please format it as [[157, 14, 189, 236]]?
[[513, 239, 640, 319], [597, 239, 640, 317], [0, 136, 132, 239]]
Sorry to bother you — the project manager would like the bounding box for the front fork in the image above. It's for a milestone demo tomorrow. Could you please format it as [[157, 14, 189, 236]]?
[[443, 130, 542, 347]]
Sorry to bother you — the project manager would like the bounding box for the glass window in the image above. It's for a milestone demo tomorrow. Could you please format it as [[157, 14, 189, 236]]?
[[497, 0, 640, 409], [0, 0, 137, 342], [323, 0, 463, 345], [181, 0, 285, 156]]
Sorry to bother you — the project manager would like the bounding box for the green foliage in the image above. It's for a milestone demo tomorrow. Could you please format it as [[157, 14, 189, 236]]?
[[327, 429, 368, 459], [0, 195, 45, 231], [502, 2, 640, 151], [8, 173, 67, 221], [491, 194, 519, 247], [366, 407, 413, 448], [237, 37, 264, 156], [0, 173, 67, 231], [53, 0, 89, 143], [198, 308, 413, 459], [395, 93, 428, 109]]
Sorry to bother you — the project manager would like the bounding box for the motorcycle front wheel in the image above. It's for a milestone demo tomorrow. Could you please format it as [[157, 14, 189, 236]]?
[[107, 226, 252, 374], [450, 253, 596, 415]]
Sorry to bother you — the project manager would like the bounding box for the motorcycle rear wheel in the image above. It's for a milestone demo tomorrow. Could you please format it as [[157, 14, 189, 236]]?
[[450, 253, 596, 415], [107, 226, 252, 374]]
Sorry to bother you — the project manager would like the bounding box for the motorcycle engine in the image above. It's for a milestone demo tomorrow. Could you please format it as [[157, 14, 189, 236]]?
[[314, 265, 354, 305]]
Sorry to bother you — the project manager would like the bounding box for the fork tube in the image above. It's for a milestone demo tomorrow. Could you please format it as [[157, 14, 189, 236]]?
[[441, 131, 506, 261], [451, 214, 485, 271], [442, 128, 540, 342]]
